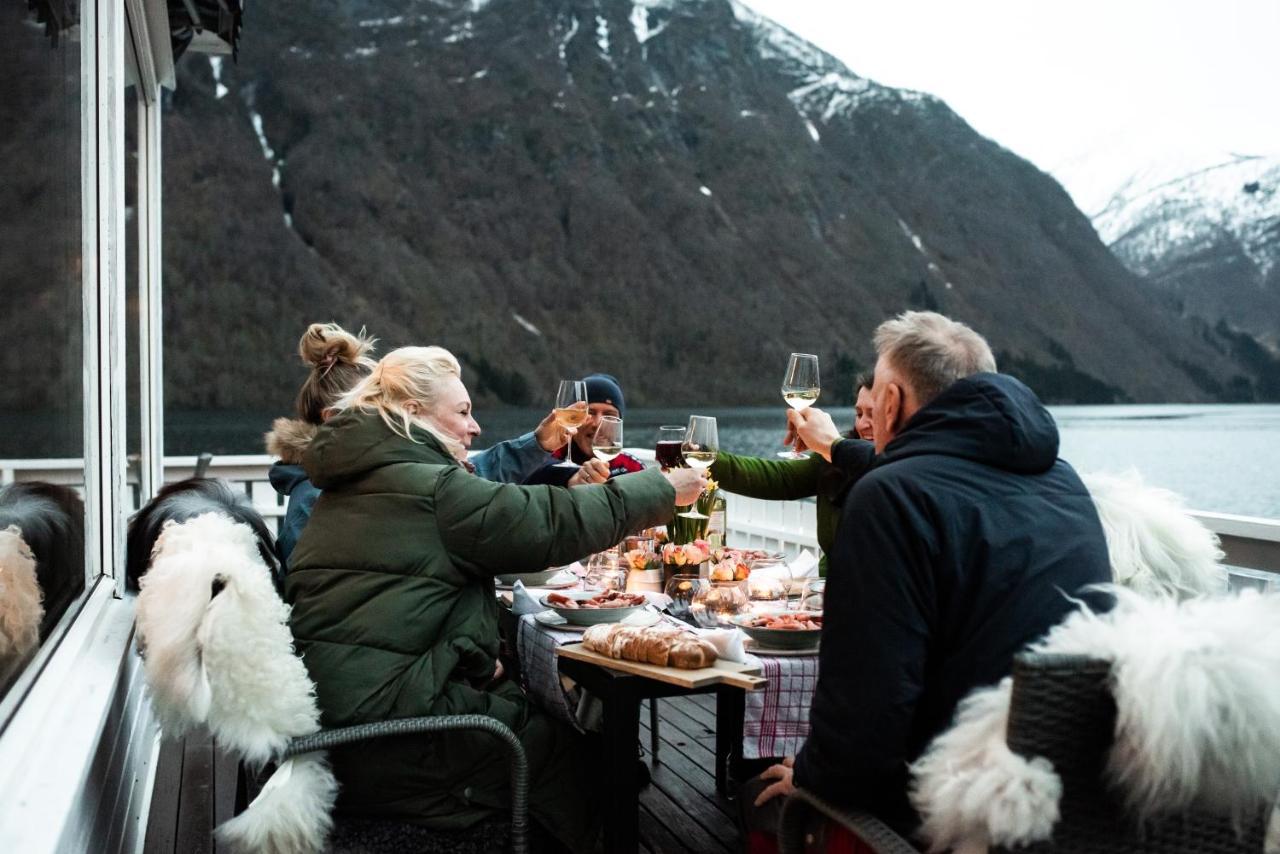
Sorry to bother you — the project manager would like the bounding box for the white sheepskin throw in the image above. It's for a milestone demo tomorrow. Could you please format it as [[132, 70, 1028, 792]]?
[[136, 512, 338, 854], [1036, 588, 1280, 826], [1083, 470, 1227, 599], [909, 679, 1061, 854], [912, 588, 1280, 853], [216, 753, 339, 854], [0, 525, 44, 681]]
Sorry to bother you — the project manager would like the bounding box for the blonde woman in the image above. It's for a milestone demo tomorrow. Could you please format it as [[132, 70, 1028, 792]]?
[[286, 346, 705, 852], [267, 324, 589, 566]]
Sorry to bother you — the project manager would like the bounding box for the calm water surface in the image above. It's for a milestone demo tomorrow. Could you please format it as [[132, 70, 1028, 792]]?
[[476, 404, 1280, 519], [8, 404, 1273, 519]]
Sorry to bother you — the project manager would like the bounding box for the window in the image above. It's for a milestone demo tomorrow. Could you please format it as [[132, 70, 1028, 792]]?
[[0, 2, 89, 705]]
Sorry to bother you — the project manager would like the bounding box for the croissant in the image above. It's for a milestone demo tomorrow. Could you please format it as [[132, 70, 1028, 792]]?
[[582, 624, 718, 669]]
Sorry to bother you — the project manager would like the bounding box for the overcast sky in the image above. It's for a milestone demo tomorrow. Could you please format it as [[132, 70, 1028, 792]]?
[[739, 0, 1280, 210]]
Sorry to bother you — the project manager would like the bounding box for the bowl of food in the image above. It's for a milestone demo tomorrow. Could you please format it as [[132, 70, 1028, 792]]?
[[731, 611, 822, 650], [541, 590, 648, 626], [496, 567, 571, 587]]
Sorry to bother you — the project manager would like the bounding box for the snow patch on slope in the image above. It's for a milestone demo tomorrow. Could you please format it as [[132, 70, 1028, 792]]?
[[1091, 153, 1280, 280]]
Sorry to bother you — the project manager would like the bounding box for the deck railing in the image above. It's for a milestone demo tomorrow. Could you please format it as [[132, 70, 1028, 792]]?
[[4, 454, 1278, 587]]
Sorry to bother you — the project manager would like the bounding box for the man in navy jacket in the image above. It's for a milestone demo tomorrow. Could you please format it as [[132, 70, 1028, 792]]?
[[753, 311, 1111, 837]]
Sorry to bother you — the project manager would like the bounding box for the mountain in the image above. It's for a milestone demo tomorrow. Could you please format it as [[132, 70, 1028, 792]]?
[[6, 0, 1275, 425], [1089, 152, 1280, 350]]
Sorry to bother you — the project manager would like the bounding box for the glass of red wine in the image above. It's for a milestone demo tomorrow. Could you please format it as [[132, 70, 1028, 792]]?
[[655, 425, 686, 470]]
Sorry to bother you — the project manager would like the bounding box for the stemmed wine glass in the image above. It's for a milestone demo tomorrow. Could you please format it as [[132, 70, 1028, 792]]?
[[677, 415, 717, 519], [655, 425, 686, 469], [552, 380, 588, 467], [778, 353, 820, 459], [592, 415, 623, 463]]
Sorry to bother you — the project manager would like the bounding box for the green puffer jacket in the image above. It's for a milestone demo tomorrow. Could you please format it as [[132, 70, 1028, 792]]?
[[286, 411, 674, 847], [711, 437, 874, 576]]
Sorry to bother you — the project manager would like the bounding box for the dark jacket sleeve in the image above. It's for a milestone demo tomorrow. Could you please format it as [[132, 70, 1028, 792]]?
[[792, 474, 937, 823], [522, 461, 575, 487], [278, 480, 321, 568], [435, 467, 675, 576], [829, 437, 876, 481], [710, 451, 824, 500]]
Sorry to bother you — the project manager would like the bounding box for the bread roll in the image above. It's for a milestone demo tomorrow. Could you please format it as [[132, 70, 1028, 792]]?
[[581, 624, 717, 670]]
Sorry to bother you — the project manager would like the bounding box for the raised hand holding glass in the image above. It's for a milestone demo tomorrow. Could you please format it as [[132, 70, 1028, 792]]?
[[677, 416, 716, 519], [779, 353, 820, 459], [592, 415, 623, 463], [552, 380, 588, 467]]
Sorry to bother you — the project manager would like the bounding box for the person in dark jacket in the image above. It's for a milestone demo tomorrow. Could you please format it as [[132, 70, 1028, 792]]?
[[751, 311, 1112, 839], [524, 372, 647, 486]]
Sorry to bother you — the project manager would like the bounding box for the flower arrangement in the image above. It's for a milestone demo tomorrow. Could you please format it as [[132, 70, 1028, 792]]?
[[708, 556, 750, 582], [623, 548, 660, 572], [660, 538, 710, 587], [661, 539, 711, 568]]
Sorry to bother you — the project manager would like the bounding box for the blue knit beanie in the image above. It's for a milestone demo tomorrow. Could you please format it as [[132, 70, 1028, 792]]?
[[583, 373, 625, 417]]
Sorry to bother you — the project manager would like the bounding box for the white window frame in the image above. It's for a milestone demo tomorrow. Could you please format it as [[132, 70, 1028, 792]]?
[[0, 0, 165, 849]]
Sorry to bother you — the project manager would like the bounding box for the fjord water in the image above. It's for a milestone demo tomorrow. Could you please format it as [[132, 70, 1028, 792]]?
[[530, 404, 1280, 519], [147, 404, 1280, 519]]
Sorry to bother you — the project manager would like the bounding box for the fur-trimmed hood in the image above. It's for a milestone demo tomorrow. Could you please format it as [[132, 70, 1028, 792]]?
[[265, 418, 319, 466]]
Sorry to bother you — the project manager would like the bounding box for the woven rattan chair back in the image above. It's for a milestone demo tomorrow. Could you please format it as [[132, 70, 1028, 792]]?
[[993, 652, 1270, 854]]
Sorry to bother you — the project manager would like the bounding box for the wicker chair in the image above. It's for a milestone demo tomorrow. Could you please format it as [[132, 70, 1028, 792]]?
[[272, 715, 531, 854], [780, 651, 1273, 853]]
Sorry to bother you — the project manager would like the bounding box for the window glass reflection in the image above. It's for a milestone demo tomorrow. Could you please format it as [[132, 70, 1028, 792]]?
[[0, 1, 86, 700]]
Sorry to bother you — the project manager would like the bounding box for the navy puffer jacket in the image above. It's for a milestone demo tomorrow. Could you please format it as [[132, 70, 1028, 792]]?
[[794, 373, 1111, 833]]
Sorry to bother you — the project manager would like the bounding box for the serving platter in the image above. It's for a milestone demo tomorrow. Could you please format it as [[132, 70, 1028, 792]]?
[[540, 591, 648, 625], [556, 642, 767, 690]]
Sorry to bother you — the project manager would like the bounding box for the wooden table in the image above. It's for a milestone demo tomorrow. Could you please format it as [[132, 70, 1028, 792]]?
[[556, 646, 765, 853]]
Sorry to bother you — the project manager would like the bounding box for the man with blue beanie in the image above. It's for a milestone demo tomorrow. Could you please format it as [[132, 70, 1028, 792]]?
[[525, 373, 646, 486]]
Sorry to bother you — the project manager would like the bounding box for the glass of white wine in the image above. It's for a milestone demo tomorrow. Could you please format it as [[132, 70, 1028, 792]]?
[[592, 415, 623, 463], [677, 415, 717, 519], [778, 353, 820, 459], [552, 380, 588, 467]]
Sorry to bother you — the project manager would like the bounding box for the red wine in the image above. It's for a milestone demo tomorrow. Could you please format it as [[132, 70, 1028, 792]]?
[[655, 440, 685, 469]]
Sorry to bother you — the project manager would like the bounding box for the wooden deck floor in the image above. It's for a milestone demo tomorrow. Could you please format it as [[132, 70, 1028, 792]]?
[[143, 694, 755, 853], [640, 694, 744, 854]]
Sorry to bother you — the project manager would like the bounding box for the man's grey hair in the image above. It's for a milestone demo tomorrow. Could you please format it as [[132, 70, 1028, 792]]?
[[873, 311, 997, 406]]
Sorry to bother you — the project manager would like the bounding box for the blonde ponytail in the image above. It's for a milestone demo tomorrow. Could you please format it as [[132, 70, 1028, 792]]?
[[294, 323, 377, 424], [336, 346, 466, 457]]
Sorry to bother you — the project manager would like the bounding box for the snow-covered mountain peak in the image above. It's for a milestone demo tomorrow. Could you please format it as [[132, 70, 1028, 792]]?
[[1096, 153, 1280, 280], [728, 0, 932, 125]]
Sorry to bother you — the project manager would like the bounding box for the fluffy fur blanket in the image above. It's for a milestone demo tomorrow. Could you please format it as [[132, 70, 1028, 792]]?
[[1082, 470, 1227, 598], [911, 472, 1271, 852], [911, 589, 1280, 852], [136, 512, 336, 854]]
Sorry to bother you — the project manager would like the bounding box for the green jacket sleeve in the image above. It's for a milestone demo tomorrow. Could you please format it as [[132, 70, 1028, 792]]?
[[710, 450, 824, 501], [434, 466, 675, 577]]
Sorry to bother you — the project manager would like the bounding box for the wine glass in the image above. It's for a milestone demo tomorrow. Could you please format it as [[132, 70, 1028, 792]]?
[[552, 380, 588, 467], [796, 577, 826, 613], [677, 415, 717, 519], [655, 425, 686, 470], [778, 353, 820, 459], [592, 415, 623, 463]]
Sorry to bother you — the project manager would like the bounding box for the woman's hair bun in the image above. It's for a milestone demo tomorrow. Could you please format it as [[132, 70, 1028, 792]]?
[[298, 323, 376, 370]]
